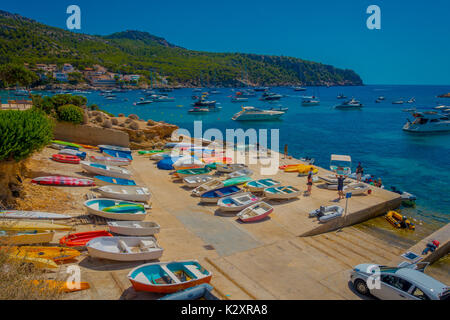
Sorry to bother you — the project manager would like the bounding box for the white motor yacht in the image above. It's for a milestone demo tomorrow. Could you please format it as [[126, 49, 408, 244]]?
[[403, 111, 450, 133], [232, 106, 285, 121]]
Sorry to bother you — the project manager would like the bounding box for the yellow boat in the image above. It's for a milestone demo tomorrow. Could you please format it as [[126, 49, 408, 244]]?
[[0, 230, 54, 245], [8, 255, 58, 269], [30, 280, 90, 293], [0, 220, 72, 231], [385, 211, 415, 230], [1, 246, 81, 262]]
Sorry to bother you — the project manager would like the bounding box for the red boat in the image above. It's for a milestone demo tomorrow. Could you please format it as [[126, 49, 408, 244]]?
[[59, 230, 113, 247], [52, 154, 80, 164], [31, 176, 95, 187]]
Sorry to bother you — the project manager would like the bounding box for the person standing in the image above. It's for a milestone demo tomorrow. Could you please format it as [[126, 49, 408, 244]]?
[[306, 171, 313, 195], [284, 144, 288, 159], [356, 162, 364, 182], [337, 174, 346, 200]]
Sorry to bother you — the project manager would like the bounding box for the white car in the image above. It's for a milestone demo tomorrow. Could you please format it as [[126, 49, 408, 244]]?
[[350, 263, 449, 300]]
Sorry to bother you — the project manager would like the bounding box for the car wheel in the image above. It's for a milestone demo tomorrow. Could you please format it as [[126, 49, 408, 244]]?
[[354, 279, 370, 296]]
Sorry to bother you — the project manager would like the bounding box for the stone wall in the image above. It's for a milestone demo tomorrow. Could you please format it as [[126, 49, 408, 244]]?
[[53, 122, 130, 147]]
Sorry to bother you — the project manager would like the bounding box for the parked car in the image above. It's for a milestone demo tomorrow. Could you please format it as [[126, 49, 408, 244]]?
[[350, 263, 449, 300]]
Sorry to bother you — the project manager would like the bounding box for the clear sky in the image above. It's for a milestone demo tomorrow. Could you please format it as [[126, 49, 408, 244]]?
[[2, 0, 450, 85]]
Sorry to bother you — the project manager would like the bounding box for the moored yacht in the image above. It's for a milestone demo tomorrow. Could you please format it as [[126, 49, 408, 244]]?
[[232, 106, 285, 121], [335, 98, 363, 109], [301, 96, 320, 106], [403, 111, 450, 133], [260, 92, 282, 101]]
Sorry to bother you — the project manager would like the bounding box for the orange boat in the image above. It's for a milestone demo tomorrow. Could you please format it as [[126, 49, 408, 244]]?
[[78, 144, 98, 150], [59, 230, 112, 247], [202, 157, 232, 164], [30, 280, 90, 293], [128, 260, 212, 293], [385, 211, 415, 230]]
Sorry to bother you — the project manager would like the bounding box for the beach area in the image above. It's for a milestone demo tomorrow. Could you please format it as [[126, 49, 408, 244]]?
[[7, 139, 447, 300]]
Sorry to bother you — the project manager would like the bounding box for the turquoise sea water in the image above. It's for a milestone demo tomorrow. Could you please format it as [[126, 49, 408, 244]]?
[[2, 85, 449, 225]]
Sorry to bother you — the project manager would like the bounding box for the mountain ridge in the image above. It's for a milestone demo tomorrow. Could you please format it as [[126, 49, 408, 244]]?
[[0, 10, 363, 86]]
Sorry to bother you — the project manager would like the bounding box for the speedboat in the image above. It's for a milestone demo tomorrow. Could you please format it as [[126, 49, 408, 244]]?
[[407, 97, 415, 103], [302, 97, 320, 106], [377, 96, 385, 100], [293, 86, 306, 91], [134, 98, 153, 105], [335, 98, 363, 109], [254, 86, 269, 92], [193, 97, 216, 107], [188, 107, 210, 114], [403, 111, 450, 133], [260, 92, 282, 101], [231, 95, 248, 102], [392, 99, 405, 104], [232, 106, 285, 121]]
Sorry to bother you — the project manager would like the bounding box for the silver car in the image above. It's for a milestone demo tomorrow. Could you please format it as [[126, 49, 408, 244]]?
[[350, 263, 449, 300]]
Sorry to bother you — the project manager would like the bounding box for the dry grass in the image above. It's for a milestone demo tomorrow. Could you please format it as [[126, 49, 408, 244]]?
[[0, 248, 63, 300]]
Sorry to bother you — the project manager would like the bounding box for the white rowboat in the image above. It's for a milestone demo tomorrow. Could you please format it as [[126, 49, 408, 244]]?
[[107, 221, 160, 236], [86, 236, 163, 261], [97, 185, 151, 202]]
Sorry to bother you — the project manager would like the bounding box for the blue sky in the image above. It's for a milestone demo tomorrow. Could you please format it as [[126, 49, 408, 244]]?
[[2, 0, 450, 85]]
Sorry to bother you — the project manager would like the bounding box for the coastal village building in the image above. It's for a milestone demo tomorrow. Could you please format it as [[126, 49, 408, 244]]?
[[53, 72, 68, 82]]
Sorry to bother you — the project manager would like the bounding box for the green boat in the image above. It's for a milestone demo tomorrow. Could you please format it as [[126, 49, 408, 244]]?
[[51, 140, 81, 149], [223, 176, 253, 187], [138, 149, 167, 155], [176, 167, 212, 178]]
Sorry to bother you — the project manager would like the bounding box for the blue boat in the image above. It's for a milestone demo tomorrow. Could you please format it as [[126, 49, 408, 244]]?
[[98, 145, 132, 154], [102, 149, 133, 160], [200, 186, 241, 203], [159, 284, 219, 300], [59, 149, 86, 160], [157, 156, 185, 170], [94, 175, 136, 186]]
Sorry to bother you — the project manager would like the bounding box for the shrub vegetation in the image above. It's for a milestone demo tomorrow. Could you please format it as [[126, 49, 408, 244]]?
[[0, 109, 53, 161]]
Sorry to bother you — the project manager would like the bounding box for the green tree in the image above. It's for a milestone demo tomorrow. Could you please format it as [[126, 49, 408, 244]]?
[[0, 64, 39, 88]]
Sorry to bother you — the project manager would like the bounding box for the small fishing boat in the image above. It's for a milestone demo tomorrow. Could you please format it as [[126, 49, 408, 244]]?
[[86, 236, 163, 261], [226, 168, 253, 179], [58, 149, 86, 160], [59, 230, 113, 247], [200, 186, 242, 203], [216, 163, 247, 173], [97, 185, 151, 202], [385, 211, 415, 230], [107, 221, 160, 236], [51, 140, 81, 149], [222, 176, 253, 187], [263, 186, 301, 199], [159, 283, 218, 300], [172, 159, 205, 171], [183, 175, 214, 188], [309, 205, 344, 222], [0, 210, 71, 220], [0, 220, 71, 231], [128, 260, 212, 293], [175, 167, 212, 179], [2, 246, 80, 262], [237, 202, 273, 222], [102, 149, 133, 160], [89, 155, 131, 167], [245, 178, 281, 192], [98, 145, 131, 154], [192, 179, 224, 197], [93, 175, 136, 186], [83, 198, 147, 221], [319, 175, 352, 185], [0, 230, 54, 245], [217, 192, 260, 212], [31, 176, 95, 187], [81, 161, 132, 179]]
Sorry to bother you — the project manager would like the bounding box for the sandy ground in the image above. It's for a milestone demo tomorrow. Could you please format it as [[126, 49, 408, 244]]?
[[14, 145, 448, 300]]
